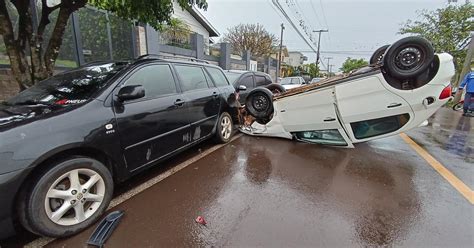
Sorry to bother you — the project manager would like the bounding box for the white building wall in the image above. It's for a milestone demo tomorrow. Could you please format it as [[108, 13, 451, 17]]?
[[172, 1, 210, 48], [286, 52, 305, 67]]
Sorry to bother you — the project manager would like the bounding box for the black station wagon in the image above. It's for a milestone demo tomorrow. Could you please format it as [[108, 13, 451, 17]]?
[[0, 56, 238, 238]]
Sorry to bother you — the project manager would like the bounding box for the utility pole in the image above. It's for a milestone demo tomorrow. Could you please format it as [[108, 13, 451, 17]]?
[[277, 23, 285, 80], [325, 57, 332, 75], [313, 29, 329, 66]]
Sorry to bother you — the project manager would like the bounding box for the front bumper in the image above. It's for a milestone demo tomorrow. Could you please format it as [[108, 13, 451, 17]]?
[[0, 168, 31, 240]]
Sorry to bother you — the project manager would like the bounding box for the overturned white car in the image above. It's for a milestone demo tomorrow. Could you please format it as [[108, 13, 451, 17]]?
[[239, 37, 455, 147]]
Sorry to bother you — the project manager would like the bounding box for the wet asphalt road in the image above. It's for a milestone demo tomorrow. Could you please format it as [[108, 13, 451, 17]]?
[[2, 108, 474, 247]]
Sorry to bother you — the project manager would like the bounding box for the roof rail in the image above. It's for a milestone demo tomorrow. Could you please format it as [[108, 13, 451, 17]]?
[[136, 54, 161, 60], [136, 54, 210, 64], [189, 58, 209, 64]]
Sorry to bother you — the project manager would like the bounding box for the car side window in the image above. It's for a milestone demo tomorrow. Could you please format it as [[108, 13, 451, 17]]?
[[291, 78, 300, 84], [294, 130, 347, 146], [265, 76, 273, 84], [206, 67, 230, 87], [255, 75, 267, 86], [174, 65, 209, 92], [351, 114, 410, 139], [240, 75, 254, 89], [124, 64, 177, 99]]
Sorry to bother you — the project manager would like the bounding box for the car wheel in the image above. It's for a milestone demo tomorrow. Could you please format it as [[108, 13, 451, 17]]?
[[370, 44, 390, 64], [265, 84, 286, 94], [452, 101, 464, 111], [214, 112, 233, 143], [245, 87, 274, 119], [383, 36, 434, 79], [19, 156, 113, 237]]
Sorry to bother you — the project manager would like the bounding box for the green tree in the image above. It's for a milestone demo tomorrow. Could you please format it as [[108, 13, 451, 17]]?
[[340, 57, 369, 73], [399, 3, 473, 84], [304, 63, 320, 78], [0, 0, 207, 90], [223, 23, 278, 57]]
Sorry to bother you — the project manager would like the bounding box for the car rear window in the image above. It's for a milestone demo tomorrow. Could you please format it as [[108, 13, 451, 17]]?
[[174, 65, 210, 92], [206, 67, 230, 87], [224, 72, 244, 84]]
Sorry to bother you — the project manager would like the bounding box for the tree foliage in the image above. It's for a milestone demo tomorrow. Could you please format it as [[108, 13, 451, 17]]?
[[304, 63, 320, 78], [399, 3, 473, 79], [0, 0, 207, 90], [223, 23, 278, 57], [340, 57, 368, 73]]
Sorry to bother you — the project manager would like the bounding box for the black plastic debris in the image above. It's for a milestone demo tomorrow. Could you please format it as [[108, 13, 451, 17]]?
[[87, 210, 124, 247]]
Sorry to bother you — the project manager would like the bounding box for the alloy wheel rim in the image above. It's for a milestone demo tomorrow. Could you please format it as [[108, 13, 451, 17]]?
[[221, 116, 232, 139], [44, 168, 105, 226]]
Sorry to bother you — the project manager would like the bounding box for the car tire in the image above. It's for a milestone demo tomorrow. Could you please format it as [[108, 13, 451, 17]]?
[[214, 112, 233, 143], [370, 44, 390, 64], [265, 84, 286, 94], [383, 36, 434, 79], [19, 156, 113, 238], [452, 101, 464, 111], [245, 87, 274, 119]]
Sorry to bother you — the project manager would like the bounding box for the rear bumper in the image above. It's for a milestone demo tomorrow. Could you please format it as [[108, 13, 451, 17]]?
[[0, 168, 31, 240]]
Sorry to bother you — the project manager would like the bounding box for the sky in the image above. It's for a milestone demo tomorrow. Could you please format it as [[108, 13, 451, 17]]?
[[201, 0, 455, 72]]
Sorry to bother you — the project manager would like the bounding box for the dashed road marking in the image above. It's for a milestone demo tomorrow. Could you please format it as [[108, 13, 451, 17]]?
[[24, 134, 242, 248], [400, 133, 474, 205]]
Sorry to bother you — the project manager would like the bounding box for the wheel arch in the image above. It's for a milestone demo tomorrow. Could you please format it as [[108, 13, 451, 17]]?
[[12, 145, 119, 224]]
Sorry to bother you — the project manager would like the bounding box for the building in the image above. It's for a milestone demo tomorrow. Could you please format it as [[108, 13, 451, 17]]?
[[285, 51, 308, 67], [170, 3, 220, 51]]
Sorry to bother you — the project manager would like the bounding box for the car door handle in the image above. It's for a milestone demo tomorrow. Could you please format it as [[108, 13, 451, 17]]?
[[387, 103, 402, 108], [324, 117, 336, 122], [174, 99, 185, 106]]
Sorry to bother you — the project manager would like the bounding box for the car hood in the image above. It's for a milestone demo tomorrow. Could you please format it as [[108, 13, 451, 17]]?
[[0, 104, 69, 130], [282, 84, 303, 90]]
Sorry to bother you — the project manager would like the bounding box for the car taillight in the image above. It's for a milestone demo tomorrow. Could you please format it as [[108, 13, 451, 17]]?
[[439, 85, 452, 100]]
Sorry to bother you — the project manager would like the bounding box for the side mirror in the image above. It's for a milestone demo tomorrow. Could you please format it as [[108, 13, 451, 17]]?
[[236, 85, 247, 92], [117, 85, 145, 102]]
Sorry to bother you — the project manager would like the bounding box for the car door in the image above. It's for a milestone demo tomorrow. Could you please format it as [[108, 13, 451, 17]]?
[[277, 87, 353, 147], [174, 64, 221, 141], [334, 75, 414, 143], [237, 74, 255, 104], [113, 63, 190, 172]]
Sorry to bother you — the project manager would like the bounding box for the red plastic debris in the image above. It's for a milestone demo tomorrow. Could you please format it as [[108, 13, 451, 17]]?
[[195, 216, 206, 225]]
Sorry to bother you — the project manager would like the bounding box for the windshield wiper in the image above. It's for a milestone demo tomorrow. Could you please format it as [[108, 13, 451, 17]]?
[[11, 100, 49, 106]]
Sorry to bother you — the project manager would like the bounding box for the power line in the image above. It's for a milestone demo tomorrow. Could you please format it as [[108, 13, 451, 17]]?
[[271, 0, 317, 53], [319, 0, 329, 29], [309, 0, 323, 28], [319, 0, 331, 42]]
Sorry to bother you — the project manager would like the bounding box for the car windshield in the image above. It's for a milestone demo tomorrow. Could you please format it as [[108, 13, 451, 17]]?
[[281, 78, 298, 85], [5, 63, 127, 106], [224, 72, 244, 84]]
